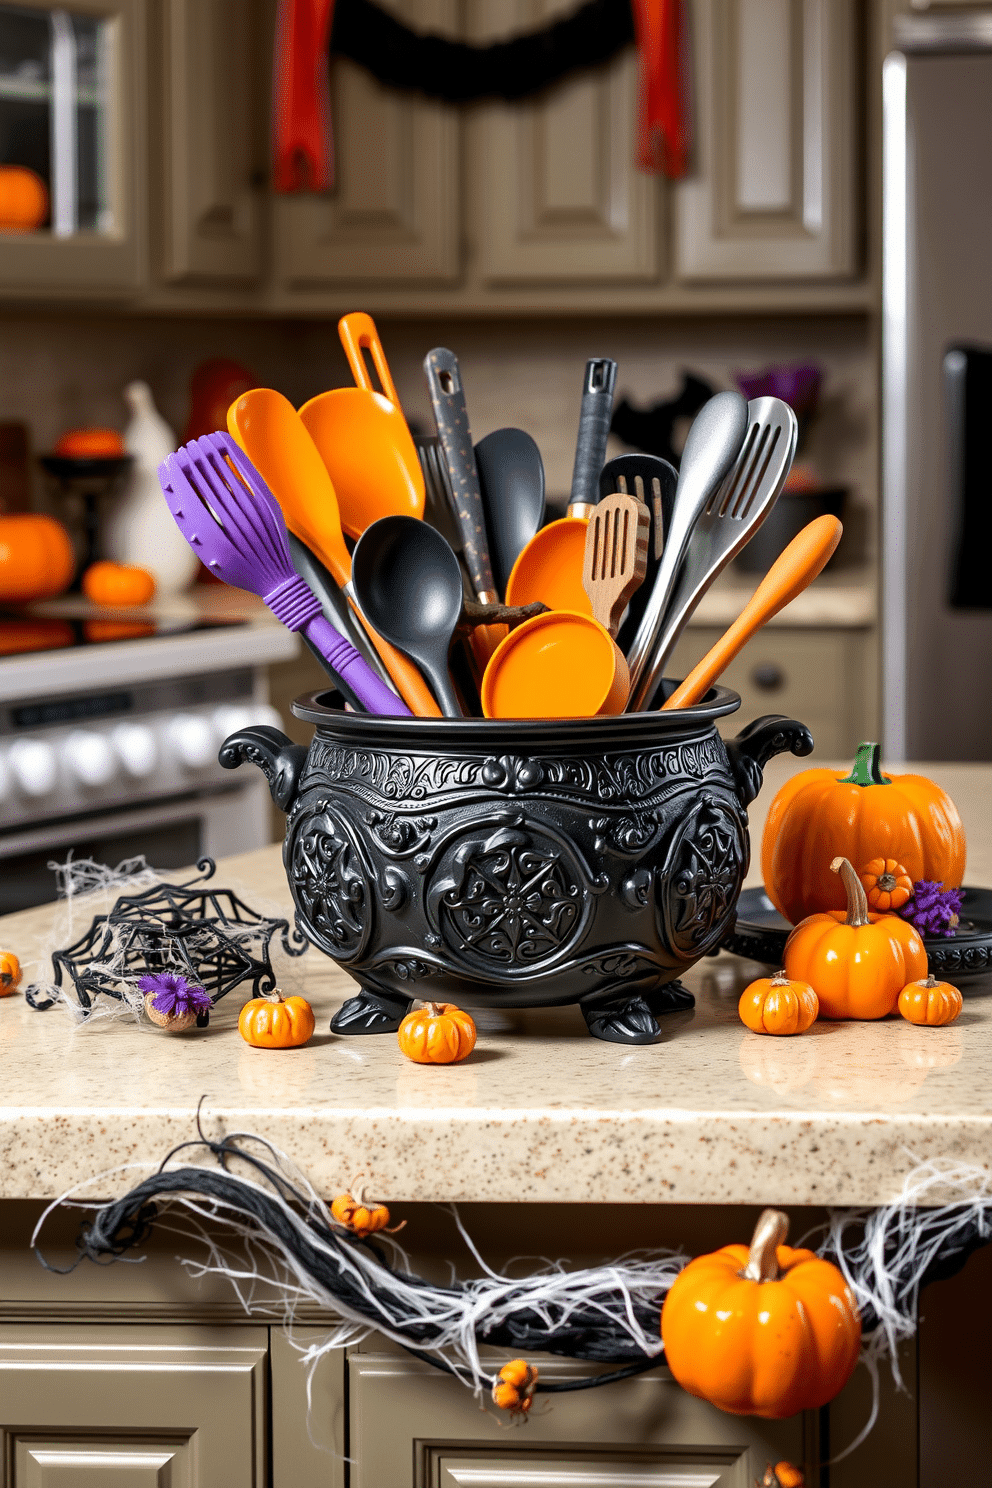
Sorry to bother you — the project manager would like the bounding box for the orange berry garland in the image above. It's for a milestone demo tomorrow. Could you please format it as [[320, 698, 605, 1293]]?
[[492, 1359, 538, 1415], [898, 972, 963, 1027], [397, 1001, 477, 1064], [859, 857, 913, 913], [330, 1191, 404, 1238], [738, 970, 818, 1037]]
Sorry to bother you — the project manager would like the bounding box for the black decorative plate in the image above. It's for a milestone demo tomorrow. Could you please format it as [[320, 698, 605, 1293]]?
[[723, 885, 992, 983]]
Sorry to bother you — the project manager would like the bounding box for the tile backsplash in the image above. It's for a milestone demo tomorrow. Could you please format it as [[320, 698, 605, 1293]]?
[[0, 308, 875, 558]]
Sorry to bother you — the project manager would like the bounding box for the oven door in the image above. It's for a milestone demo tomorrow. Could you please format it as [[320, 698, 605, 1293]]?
[[0, 780, 270, 914]]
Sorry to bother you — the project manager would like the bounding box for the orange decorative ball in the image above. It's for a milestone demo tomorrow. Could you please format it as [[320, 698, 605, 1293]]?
[[238, 990, 315, 1048], [82, 561, 156, 607], [784, 857, 928, 1020], [898, 972, 962, 1027], [54, 427, 125, 459], [330, 1192, 397, 1238], [397, 1001, 477, 1064], [762, 742, 966, 924], [0, 514, 75, 603], [859, 857, 913, 912], [492, 1359, 538, 1415], [660, 1208, 861, 1418], [0, 951, 21, 995], [738, 970, 818, 1037], [0, 166, 48, 231]]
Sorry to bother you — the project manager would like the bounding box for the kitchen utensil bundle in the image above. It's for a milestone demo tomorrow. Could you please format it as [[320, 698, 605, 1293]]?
[[155, 310, 839, 724]]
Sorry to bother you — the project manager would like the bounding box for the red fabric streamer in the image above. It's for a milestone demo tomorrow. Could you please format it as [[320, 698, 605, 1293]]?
[[630, 0, 691, 178], [272, 0, 337, 192]]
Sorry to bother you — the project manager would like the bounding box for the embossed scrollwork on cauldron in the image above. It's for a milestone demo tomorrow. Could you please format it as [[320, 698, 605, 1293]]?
[[656, 794, 746, 960], [288, 808, 371, 961], [481, 755, 544, 792], [366, 809, 437, 859], [426, 818, 587, 974]]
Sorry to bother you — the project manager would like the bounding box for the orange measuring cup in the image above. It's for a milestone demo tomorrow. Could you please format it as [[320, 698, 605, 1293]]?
[[480, 611, 629, 720], [299, 312, 424, 541]]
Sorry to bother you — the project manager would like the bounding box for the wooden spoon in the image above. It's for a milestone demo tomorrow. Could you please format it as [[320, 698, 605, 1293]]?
[[581, 490, 650, 637], [661, 514, 842, 711]]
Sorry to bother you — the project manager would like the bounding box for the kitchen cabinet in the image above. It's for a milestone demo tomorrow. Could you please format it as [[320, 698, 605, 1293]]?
[[675, 0, 858, 283], [156, 0, 264, 286], [0, 0, 146, 298], [467, 0, 659, 286], [272, 0, 460, 288]]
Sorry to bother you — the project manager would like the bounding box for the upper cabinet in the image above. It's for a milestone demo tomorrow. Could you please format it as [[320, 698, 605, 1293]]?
[[273, 0, 460, 287], [468, 0, 659, 285], [0, 0, 145, 296], [675, 0, 858, 282]]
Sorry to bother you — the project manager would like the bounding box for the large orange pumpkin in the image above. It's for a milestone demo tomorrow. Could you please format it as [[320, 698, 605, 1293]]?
[[0, 166, 48, 231], [762, 742, 966, 924], [783, 857, 928, 1020], [0, 514, 75, 603], [661, 1208, 861, 1418]]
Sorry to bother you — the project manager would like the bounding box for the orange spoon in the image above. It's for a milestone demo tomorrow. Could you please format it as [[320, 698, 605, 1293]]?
[[299, 312, 424, 541], [661, 514, 843, 711], [481, 610, 629, 720], [227, 388, 441, 718]]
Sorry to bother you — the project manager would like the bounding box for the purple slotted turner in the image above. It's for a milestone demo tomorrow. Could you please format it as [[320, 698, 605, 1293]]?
[[158, 432, 410, 717]]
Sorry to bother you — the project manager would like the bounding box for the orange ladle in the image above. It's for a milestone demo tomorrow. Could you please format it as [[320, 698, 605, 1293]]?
[[299, 312, 424, 541], [227, 388, 441, 718], [661, 514, 843, 711]]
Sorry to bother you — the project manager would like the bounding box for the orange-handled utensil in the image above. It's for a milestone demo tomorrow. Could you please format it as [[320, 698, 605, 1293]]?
[[661, 514, 842, 711], [228, 388, 441, 718], [299, 313, 424, 541]]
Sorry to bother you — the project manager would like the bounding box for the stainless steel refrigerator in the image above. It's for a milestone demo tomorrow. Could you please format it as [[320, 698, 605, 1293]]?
[[883, 12, 992, 761]]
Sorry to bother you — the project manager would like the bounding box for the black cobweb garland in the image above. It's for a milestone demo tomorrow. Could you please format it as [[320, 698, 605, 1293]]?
[[32, 1114, 992, 1416]]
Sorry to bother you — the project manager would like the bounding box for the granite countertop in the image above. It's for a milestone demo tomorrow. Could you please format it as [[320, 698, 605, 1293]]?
[[0, 757, 988, 1209], [688, 565, 875, 629]]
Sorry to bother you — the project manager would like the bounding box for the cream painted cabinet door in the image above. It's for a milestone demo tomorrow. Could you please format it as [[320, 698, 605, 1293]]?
[[349, 1352, 814, 1488], [274, 0, 460, 287], [675, 0, 857, 281], [158, 0, 263, 284], [469, 0, 659, 285], [0, 1324, 268, 1486]]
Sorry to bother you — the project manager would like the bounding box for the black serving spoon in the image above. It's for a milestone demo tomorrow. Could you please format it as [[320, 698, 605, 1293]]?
[[474, 427, 546, 600], [351, 515, 465, 719]]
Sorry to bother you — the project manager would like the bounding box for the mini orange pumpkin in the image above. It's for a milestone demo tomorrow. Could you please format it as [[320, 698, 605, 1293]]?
[[738, 970, 818, 1037], [82, 561, 156, 607], [492, 1359, 538, 1415], [762, 742, 966, 924], [54, 427, 125, 459], [660, 1208, 861, 1419], [0, 514, 75, 604], [330, 1190, 403, 1238], [784, 857, 928, 1020], [238, 989, 315, 1048], [0, 951, 21, 996], [758, 1466, 805, 1488], [898, 972, 962, 1027], [0, 165, 48, 231], [859, 857, 913, 912], [397, 1001, 477, 1064]]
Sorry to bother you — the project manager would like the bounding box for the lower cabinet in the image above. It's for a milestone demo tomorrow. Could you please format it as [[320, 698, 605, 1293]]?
[[0, 1324, 268, 1486]]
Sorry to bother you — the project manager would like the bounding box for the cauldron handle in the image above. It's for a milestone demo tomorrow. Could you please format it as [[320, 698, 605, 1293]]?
[[219, 726, 308, 813], [725, 715, 814, 808]]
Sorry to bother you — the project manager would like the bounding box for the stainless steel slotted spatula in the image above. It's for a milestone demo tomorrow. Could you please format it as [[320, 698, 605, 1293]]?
[[626, 395, 798, 711]]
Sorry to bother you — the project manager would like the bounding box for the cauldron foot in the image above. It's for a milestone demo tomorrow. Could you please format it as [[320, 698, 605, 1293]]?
[[330, 987, 411, 1035], [580, 980, 694, 1045]]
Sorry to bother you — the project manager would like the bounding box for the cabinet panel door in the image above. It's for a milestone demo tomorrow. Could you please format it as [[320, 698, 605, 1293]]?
[[270, 1327, 347, 1488], [471, 0, 659, 284], [349, 1352, 812, 1488], [0, 1324, 267, 1487], [159, 0, 263, 284], [275, 0, 459, 286], [675, 0, 857, 281]]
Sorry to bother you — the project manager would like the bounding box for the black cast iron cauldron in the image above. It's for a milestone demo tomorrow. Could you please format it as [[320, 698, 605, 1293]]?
[[220, 688, 812, 1045]]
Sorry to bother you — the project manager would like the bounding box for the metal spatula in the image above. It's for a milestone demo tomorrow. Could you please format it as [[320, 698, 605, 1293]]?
[[582, 490, 650, 636], [626, 396, 797, 711]]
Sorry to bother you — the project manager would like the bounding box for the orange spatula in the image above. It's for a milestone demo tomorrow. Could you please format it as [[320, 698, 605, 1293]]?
[[228, 388, 441, 718], [661, 514, 842, 711], [299, 313, 424, 541]]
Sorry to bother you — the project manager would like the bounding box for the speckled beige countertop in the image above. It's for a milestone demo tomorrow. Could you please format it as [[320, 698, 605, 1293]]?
[[1, 757, 989, 1208]]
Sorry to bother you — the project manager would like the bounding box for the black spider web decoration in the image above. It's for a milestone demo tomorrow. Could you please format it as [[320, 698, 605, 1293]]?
[[26, 858, 308, 1022]]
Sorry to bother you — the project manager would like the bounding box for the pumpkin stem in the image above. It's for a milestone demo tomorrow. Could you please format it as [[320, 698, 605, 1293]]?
[[922, 972, 939, 989], [877, 872, 897, 892], [770, 969, 790, 987], [831, 856, 871, 927], [742, 1208, 789, 1283], [839, 741, 891, 788], [266, 989, 286, 1004]]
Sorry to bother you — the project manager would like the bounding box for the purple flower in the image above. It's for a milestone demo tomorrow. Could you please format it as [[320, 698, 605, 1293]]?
[[899, 880, 965, 938], [138, 972, 211, 1016]]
